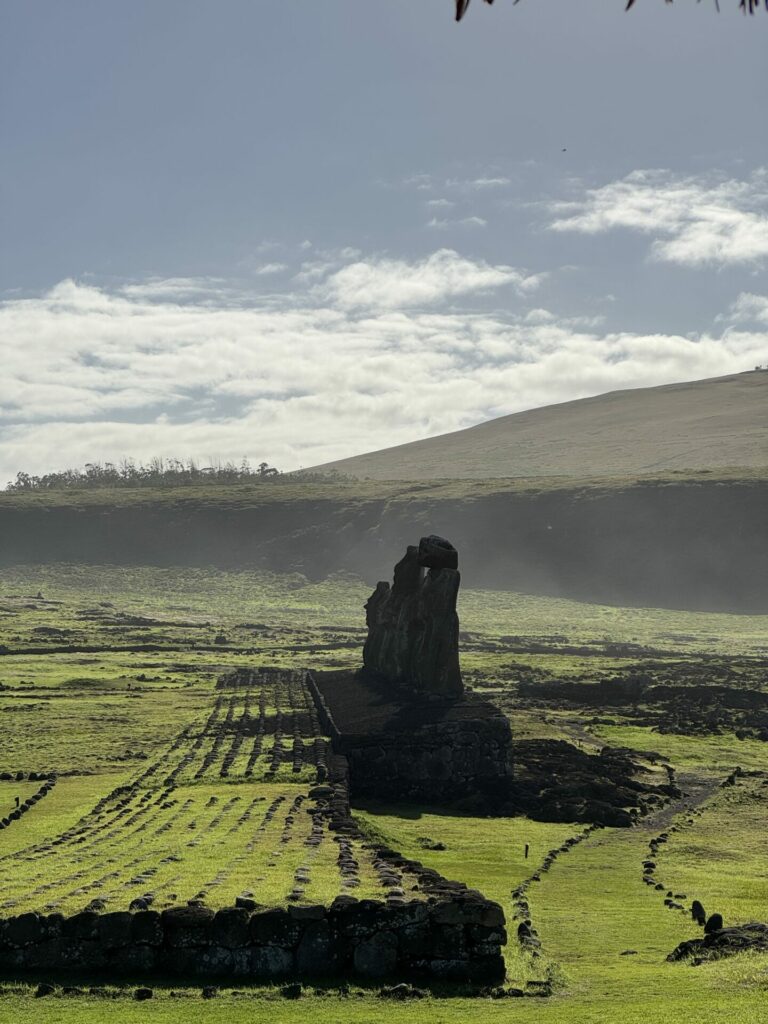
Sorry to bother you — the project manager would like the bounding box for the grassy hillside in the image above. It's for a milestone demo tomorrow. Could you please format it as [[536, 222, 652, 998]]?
[[313, 371, 768, 480]]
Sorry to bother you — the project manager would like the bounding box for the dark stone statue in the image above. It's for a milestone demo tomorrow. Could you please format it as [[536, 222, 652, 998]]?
[[362, 536, 463, 699]]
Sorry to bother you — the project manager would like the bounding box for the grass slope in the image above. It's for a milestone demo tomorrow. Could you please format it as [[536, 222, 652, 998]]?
[[314, 370, 768, 480]]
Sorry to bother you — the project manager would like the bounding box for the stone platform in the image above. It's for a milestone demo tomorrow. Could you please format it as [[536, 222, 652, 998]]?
[[309, 670, 513, 805]]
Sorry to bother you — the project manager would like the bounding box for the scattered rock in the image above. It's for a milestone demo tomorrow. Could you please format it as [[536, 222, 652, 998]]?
[[378, 983, 426, 1000]]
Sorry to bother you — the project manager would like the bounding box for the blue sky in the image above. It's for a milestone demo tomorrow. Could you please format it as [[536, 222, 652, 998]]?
[[1, 1, 767, 480]]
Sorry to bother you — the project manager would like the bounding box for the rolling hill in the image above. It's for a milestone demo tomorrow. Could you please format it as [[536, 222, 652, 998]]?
[[313, 371, 768, 480]]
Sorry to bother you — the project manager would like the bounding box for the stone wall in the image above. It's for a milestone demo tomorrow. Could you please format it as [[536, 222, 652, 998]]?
[[308, 671, 513, 805], [0, 895, 506, 983], [344, 714, 512, 803]]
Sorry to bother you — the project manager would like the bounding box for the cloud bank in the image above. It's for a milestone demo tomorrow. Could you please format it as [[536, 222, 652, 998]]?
[[1, 250, 765, 483]]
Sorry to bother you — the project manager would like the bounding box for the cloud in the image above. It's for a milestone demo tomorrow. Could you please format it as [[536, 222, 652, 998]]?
[[316, 249, 532, 310], [1, 257, 765, 485], [723, 292, 768, 326], [119, 277, 228, 301], [426, 198, 455, 209], [447, 176, 510, 190], [549, 169, 768, 267], [254, 262, 288, 276], [427, 216, 488, 230]]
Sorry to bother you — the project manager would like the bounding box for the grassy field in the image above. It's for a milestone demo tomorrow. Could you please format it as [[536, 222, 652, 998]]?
[[0, 563, 766, 1021]]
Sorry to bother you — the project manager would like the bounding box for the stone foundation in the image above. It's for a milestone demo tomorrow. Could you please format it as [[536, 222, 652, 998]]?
[[308, 671, 513, 804], [0, 896, 506, 983]]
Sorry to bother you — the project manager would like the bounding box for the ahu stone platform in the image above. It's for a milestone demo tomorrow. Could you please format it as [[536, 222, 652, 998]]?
[[308, 669, 512, 805]]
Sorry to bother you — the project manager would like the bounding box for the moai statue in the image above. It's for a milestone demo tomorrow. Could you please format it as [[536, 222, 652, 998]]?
[[362, 535, 463, 699]]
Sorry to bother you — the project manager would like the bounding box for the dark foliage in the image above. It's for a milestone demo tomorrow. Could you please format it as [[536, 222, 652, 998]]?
[[5, 457, 281, 492]]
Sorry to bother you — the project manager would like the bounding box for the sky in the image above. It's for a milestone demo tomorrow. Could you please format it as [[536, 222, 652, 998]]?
[[1, 0, 767, 483]]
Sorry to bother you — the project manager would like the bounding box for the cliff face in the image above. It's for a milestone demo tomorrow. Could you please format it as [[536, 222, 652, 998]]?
[[1, 477, 766, 613]]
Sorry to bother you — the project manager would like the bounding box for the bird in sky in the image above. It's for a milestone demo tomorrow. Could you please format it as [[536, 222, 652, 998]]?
[[456, 0, 496, 22]]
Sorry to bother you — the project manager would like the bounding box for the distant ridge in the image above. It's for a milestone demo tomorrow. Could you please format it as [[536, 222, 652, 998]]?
[[314, 371, 768, 480]]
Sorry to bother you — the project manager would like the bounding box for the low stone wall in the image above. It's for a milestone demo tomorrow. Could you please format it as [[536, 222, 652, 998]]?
[[0, 895, 506, 983]]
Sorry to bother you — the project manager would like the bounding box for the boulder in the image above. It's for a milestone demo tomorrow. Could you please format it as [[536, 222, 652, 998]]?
[[705, 913, 724, 934]]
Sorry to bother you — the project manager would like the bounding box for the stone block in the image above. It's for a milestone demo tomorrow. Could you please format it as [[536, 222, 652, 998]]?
[[162, 906, 214, 948], [433, 899, 504, 928], [335, 899, 388, 939], [288, 904, 326, 922], [296, 919, 344, 975], [398, 922, 431, 959], [61, 939, 107, 971], [63, 912, 99, 941], [249, 909, 303, 949], [196, 945, 234, 976], [353, 931, 398, 978], [467, 954, 506, 982], [97, 912, 133, 949], [249, 944, 295, 978], [211, 908, 250, 948], [118, 944, 159, 973], [131, 910, 163, 946], [467, 923, 507, 948], [427, 958, 474, 981], [18, 937, 64, 970], [6, 913, 43, 947], [430, 924, 467, 960]]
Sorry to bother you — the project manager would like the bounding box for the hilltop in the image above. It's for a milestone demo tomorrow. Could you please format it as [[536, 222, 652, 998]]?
[[313, 371, 768, 480]]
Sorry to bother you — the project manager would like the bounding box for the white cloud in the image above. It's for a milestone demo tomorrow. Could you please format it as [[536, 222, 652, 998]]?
[[119, 277, 228, 301], [254, 262, 288, 276], [447, 176, 510, 190], [316, 249, 530, 310], [426, 198, 455, 208], [428, 216, 488, 230], [1, 256, 765, 483], [549, 169, 768, 267], [723, 292, 768, 326]]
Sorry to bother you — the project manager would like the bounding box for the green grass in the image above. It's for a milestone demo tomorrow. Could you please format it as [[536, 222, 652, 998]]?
[[2, 466, 766, 508], [589, 725, 768, 774], [656, 780, 768, 925], [0, 562, 766, 1021]]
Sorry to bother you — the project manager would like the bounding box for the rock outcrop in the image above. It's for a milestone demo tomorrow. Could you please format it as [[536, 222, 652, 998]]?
[[667, 922, 768, 963], [363, 536, 462, 699]]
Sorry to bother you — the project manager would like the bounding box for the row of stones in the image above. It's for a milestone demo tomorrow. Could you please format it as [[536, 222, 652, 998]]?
[[0, 896, 506, 983], [0, 774, 56, 830], [511, 825, 599, 961], [642, 769, 767, 931]]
